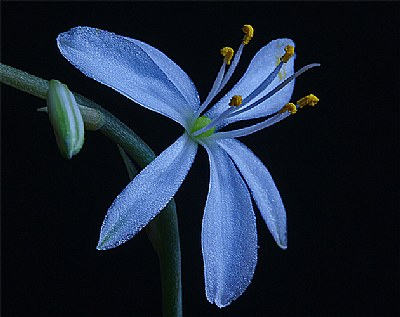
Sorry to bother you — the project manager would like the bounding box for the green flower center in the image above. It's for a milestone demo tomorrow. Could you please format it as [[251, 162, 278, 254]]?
[[190, 116, 215, 139]]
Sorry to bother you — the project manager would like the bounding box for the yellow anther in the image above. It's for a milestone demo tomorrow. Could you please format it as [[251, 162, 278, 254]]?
[[242, 24, 254, 45], [229, 95, 243, 107], [220, 47, 235, 65], [280, 45, 295, 63], [279, 103, 297, 114], [297, 94, 319, 108]]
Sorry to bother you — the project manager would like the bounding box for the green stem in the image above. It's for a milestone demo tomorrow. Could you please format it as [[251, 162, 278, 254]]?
[[1, 63, 182, 317]]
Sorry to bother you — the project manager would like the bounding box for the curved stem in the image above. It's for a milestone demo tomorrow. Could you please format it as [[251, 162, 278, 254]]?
[[0, 63, 182, 317], [76, 93, 182, 317]]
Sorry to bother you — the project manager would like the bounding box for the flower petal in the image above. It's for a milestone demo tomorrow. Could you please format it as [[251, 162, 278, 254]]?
[[125, 37, 200, 114], [206, 39, 295, 125], [97, 134, 197, 250], [57, 27, 198, 128], [217, 138, 287, 249], [202, 141, 257, 307]]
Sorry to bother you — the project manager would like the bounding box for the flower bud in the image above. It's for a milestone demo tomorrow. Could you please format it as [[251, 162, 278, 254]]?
[[46, 79, 84, 159]]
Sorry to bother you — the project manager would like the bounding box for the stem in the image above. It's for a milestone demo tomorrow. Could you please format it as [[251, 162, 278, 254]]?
[[77, 93, 182, 317], [118, 146, 182, 317], [0, 63, 49, 98], [1, 63, 182, 317]]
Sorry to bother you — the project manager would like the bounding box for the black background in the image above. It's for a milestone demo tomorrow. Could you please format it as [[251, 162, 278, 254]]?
[[2, 1, 399, 316]]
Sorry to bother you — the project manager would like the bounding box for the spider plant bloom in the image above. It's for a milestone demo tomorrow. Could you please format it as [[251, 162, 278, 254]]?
[[57, 25, 319, 307]]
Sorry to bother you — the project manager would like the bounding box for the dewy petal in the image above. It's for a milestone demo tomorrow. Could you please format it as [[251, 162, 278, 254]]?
[[97, 134, 197, 250], [125, 37, 200, 115], [202, 141, 257, 307], [206, 39, 295, 126], [217, 139, 287, 249], [57, 27, 198, 128]]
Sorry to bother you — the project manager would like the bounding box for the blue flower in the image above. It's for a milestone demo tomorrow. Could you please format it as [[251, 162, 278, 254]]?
[[57, 25, 319, 307]]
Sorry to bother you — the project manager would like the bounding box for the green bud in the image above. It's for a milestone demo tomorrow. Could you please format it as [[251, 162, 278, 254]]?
[[46, 79, 84, 159]]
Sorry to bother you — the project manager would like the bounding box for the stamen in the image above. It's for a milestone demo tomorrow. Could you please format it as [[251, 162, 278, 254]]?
[[227, 63, 320, 120], [280, 45, 295, 63], [235, 45, 294, 110], [193, 107, 235, 137], [211, 110, 291, 140], [218, 43, 244, 92], [195, 61, 227, 116], [212, 25, 254, 97], [196, 25, 252, 116], [297, 94, 319, 108], [229, 95, 243, 107], [213, 94, 320, 140], [279, 103, 297, 114], [221, 47, 234, 65], [193, 96, 243, 137], [235, 62, 284, 110], [242, 24, 254, 45]]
